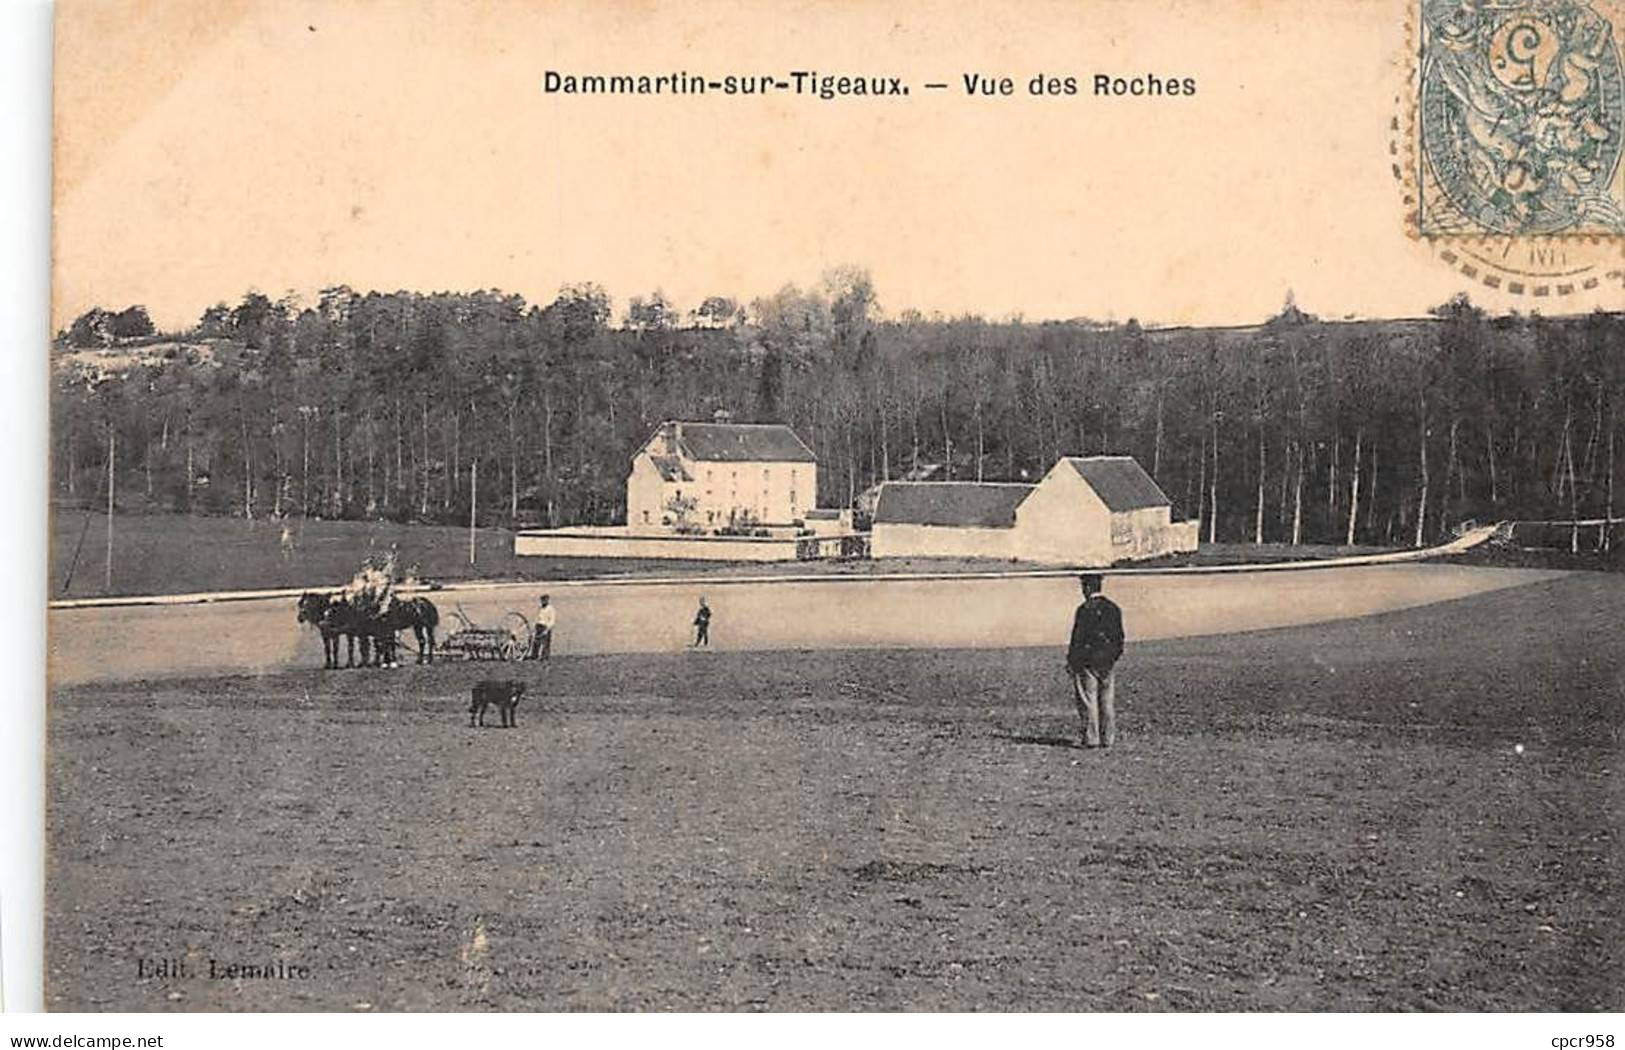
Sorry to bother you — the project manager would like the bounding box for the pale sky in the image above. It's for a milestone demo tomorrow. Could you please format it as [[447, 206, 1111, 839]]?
[[52, 0, 1624, 332]]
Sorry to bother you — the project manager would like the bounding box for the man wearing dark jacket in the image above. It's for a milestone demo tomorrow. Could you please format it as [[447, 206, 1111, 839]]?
[[692, 596, 712, 647], [1067, 574, 1124, 748]]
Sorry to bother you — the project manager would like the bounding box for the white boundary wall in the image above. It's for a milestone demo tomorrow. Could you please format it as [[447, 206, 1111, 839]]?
[[870, 523, 1016, 560], [46, 536, 1541, 688], [514, 525, 804, 562], [46, 526, 1501, 611]]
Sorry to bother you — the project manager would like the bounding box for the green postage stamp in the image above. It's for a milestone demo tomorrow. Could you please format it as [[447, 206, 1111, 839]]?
[[1414, 0, 1625, 292]]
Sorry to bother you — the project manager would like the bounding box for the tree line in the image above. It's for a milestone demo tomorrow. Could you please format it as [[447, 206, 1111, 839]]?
[[51, 273, 1624, 547]]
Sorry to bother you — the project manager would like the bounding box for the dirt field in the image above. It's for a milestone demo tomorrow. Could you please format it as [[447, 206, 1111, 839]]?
[[46, 573, 1622, 1011]]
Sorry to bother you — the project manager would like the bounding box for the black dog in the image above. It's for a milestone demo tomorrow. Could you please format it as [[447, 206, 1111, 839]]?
[[469, 680, 526, 728]]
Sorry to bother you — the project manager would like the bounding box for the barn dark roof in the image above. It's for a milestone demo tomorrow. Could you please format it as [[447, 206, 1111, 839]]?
[[1063, 456, 1170, 511], [651, 422, 816, 463], [873, 482, 1034, 528]]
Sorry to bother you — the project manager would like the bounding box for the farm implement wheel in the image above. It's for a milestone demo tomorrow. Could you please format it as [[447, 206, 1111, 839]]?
[[436, 603, 532, 662]]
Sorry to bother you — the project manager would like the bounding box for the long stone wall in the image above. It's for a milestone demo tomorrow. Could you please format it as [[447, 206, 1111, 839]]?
[[871, 523, 1017, 560], [515, 526, 805, 562], [1109, 517, 1201, 563]]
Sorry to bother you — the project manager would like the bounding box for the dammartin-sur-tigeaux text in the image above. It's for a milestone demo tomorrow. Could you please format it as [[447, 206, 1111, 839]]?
[[542, 70, 1197, 99]]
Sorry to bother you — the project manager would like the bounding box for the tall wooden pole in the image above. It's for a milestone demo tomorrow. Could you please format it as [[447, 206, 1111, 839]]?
[[1414, 393, 1429, 549], [469, 458, 477, 566], [1207, 408, 1219, 545], [1605, 407, 1615, 554], [105, 426, 115, 592], [1346, 430, 1362, 547]]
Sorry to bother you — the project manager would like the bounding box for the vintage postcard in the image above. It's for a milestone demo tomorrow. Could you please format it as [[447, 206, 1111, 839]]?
[[37, 0, 1623, 1017]]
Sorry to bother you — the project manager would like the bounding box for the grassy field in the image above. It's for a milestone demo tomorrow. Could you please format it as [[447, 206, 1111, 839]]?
[[45, 573, 1622, 1011], [1456, 543, 1625, 573], [46, 511, 705, 599], [50, 510, 1407, 600]]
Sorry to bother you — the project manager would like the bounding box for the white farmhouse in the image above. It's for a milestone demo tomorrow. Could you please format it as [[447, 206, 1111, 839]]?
[[626, 421, 818, 532], [870, 455, 1198, 565]]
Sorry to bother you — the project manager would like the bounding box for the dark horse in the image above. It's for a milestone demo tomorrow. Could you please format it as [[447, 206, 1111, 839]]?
[[374, 596, 439, 666], [297, 592, 366, 669], [296, 592, 438, 669]]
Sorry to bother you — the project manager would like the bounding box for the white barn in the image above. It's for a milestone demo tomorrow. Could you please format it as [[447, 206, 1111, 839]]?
[[626, 421, 817, 532], [870, 456, 1198, 565]]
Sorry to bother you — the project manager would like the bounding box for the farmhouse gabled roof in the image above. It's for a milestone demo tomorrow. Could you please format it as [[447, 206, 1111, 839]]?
[[646, 421, 817, 463], [648, 455, 693, 482], [1062, 456, 1170, 511], [873, 482, 1035, 528]]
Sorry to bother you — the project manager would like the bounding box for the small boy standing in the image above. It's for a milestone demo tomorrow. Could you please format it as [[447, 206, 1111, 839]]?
[[692, 597, 712, 648]]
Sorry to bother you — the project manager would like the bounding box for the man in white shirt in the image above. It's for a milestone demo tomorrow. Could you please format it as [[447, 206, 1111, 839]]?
[[528, 593, 557, 660]]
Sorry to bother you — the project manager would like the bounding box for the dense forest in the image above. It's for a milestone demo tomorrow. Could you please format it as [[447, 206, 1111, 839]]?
[[51, 270, 1624, 547]]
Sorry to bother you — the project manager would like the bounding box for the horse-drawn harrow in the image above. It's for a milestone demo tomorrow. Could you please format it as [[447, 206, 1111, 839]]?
[[438, 605, 532, 662]]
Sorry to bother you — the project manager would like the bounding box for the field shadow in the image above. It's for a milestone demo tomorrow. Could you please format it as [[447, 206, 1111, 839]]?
[[995, 732, 1081, 750]]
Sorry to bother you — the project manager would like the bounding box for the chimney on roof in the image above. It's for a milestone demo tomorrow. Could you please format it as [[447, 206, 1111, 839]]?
[[712, 409, 734, 424]]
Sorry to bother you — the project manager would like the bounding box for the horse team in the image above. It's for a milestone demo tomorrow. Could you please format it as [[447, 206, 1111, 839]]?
[[296, 591, 440, 669], [298, 592, 529, 729]]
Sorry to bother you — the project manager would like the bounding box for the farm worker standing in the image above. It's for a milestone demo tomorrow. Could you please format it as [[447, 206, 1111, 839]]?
[[528, 594, 557, 660], [1067, 574, 1124, 749], [691, 597, 712, 647]]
